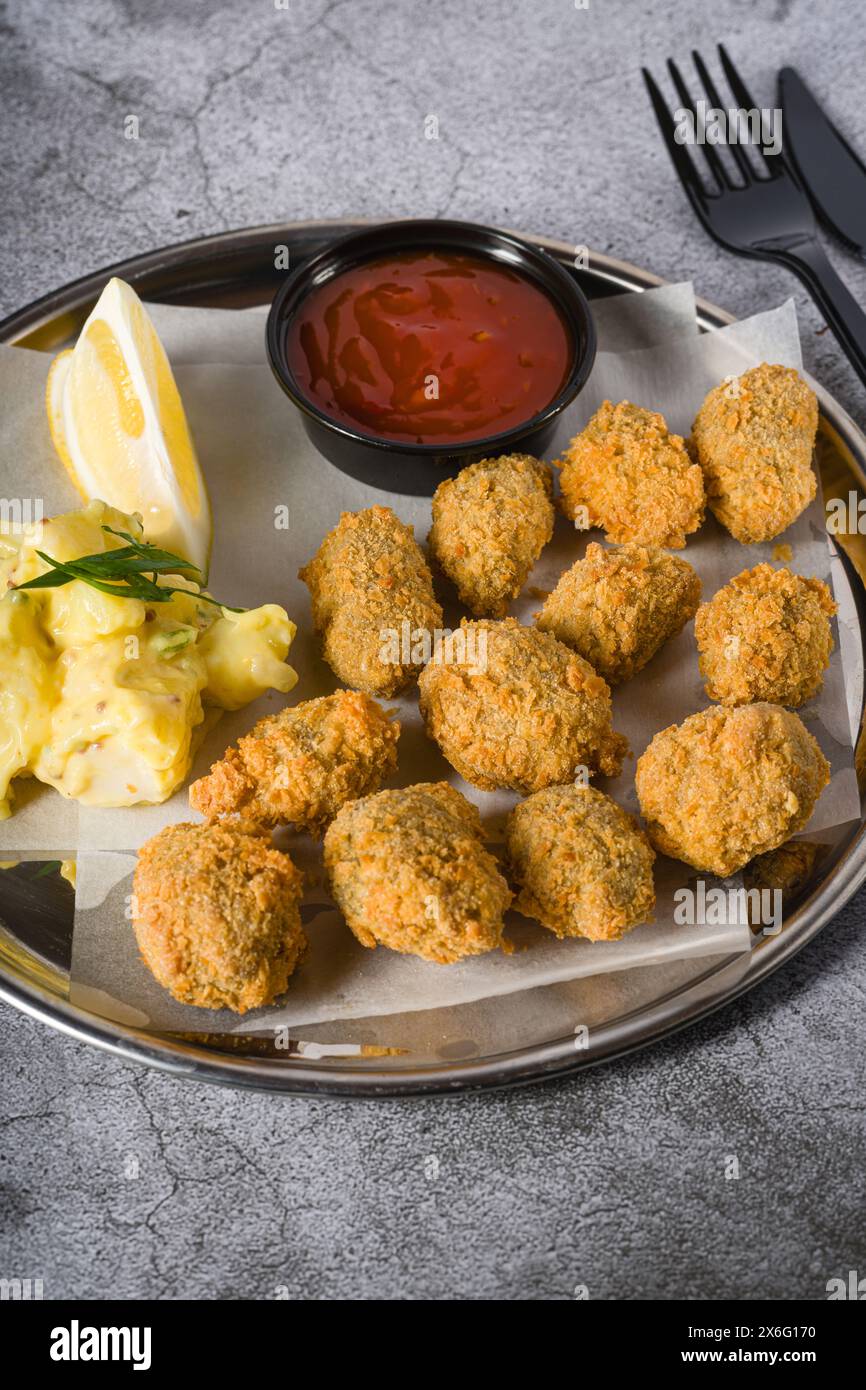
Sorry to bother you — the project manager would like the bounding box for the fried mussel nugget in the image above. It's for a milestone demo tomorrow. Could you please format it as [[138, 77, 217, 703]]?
[[428, 453, 554, 616], [324, 782, 512, 964], [556, 400, 705, 549], [299, 505, 442, 696], [695, 563, 836, 708], [690, 363, 818, 544], [132, 821, 305, 1013], [536, 541, 701, 684], [418, 618, 628, 794], [743, 839, 821, 900], [635, 703, 829, 877], [189, 689, 400, 835], [506, 785, 655, 942]]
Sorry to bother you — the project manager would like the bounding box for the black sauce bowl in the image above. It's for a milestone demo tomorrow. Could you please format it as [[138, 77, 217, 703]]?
[[265, 218, 596, 496]]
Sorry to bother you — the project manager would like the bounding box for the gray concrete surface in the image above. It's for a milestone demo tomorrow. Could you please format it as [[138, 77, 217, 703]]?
[[1, 0, 865, 1301]]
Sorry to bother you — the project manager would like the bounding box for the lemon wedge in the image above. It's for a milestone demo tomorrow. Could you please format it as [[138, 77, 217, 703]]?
[[46, 277, 212, 577]]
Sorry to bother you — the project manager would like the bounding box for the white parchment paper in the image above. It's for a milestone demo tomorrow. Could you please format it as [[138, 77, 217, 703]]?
[[0, 281, 858, 1031]]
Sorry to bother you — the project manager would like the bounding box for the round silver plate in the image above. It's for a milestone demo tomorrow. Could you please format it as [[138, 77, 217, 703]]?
[[1, 220, 864, 1096]]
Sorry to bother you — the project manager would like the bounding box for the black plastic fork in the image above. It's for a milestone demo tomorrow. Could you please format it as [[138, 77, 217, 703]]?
[[643, 44, 866, 390]]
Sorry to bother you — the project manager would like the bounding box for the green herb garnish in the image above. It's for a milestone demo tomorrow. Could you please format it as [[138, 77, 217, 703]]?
[[152, 624, 197, 655], [34, 860, 62, 878], [13, 528, 242, 612]]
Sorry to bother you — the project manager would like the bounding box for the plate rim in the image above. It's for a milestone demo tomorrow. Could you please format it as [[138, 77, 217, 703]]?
[[1, 218, 865, 1097]]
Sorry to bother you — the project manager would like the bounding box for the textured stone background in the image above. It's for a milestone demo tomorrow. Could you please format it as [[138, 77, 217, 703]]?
[[1, 0, 865, 1301]]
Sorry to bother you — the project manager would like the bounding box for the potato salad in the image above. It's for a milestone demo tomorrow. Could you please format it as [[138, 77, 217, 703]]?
[[0, 500, 297, 815]]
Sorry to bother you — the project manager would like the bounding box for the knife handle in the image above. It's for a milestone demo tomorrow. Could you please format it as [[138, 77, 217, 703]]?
[[775, 238, 866, 392]]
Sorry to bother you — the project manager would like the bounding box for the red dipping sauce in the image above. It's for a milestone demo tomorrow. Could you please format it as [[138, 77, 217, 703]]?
[[285, 249, 573, 445]]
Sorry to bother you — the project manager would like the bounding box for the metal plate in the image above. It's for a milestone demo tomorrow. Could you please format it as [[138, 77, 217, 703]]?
[[1, 219, 865, 1097]]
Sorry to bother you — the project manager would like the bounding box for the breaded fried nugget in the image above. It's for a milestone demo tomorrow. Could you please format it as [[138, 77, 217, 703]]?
[[324, 782, 512, 963], [536, 541, 701, 684], [506, 785, 655, 941], [418, 618, 628, 793], [695, 564, 836, 708], [556, 400, 705, 548], [741, 836, 821, 929], [428, 453, 554, 616], [132, 821, 305, 1013], [691, 363, 818, 543], [299, 506, 443, 696], [635, 703, 830, 877], [743, 837, 820, 904], [189, 690, 399, 834]]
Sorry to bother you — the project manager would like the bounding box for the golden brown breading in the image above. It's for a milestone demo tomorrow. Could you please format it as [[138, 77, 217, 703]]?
[[323, 782, 512, 963], [556, 400, 705, 548], [690, 363, 818, 544], [536, 542, 701, 684], [418, 618, 628, 793], [188, 690, 400, 834], [132, 821, 305, 1013], [635, 703, 830, 877], [506, 785, 655, 941], [743, 838, 820, 900], [299, 506, 443, 696], [427, 453, 554, 616], [695, 564, 836, 707]]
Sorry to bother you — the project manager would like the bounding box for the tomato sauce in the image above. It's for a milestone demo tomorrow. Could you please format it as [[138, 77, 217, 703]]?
[[285, 249, 573, 444]]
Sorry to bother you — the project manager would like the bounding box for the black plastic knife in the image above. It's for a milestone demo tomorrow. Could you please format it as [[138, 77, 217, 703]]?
[[779, 66, 866, 258]]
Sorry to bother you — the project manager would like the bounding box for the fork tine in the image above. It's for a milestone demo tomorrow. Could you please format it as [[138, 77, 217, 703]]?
[[717, 43, 785, 178], [666, 57, 733, 191], [691, 49, 760, 185], [641, 67, 709, 204], [716, 43, 760, 115]]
